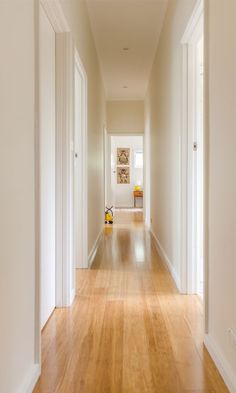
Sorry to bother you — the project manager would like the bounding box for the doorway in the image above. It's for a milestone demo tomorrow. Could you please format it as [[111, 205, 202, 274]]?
[[181, 0, 204, 297], [38, 2, 88, 328], [106, 135, 144, 217]]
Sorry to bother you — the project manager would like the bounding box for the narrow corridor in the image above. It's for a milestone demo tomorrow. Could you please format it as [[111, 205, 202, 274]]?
[[34, 211, 228, 393]]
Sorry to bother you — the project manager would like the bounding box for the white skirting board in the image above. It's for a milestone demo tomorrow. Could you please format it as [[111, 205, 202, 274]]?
[[204, 334, 236, 393], [19, 363, 40, 393], [88, 229, 103, 268], [150, 229, 181, 292]]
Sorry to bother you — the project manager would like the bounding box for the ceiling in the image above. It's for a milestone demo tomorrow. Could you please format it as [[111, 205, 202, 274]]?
[[86, 0, 168, 101]]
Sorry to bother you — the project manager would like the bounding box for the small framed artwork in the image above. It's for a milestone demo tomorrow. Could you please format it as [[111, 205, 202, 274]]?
[[117, 148, 130, 166], [117, 167, 130, 184]]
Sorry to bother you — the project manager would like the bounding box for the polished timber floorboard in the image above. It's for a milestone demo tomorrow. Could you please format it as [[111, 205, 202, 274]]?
[[34, 210, 229, 393]]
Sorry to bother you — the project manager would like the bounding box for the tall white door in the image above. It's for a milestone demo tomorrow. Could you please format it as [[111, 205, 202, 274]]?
[[74, 66, 83, 268], [192, 34, 204, 296], [39, 5, 56, 328]]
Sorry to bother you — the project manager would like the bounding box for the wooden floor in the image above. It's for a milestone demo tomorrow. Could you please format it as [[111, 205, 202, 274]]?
[[34, 210, 228, 393]]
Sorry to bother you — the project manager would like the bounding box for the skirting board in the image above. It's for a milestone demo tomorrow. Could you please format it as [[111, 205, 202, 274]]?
[[88, 229, 103, 268], [204, 334, 236, 393], [150, 229, 181, 292], [19, 363, 40, 393]]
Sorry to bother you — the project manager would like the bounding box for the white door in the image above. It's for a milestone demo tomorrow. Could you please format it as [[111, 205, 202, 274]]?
[[191, 34, 204, 297], [181, 1, 204, 296], [74, 64, 85, 268], [39, 5, 56, 328]]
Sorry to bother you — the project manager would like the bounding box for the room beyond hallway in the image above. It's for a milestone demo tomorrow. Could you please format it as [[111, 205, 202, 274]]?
[[112, 208, 143, 226], [34, 211, 228, 393]]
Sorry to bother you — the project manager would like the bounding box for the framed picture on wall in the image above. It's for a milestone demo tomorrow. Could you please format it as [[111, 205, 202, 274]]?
[[117, 167, 130, 184], [117, 148, 130, 166]]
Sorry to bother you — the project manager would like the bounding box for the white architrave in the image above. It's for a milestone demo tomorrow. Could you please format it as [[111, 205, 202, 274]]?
[[40, 0, 70, 33], [180, 0, 204, 294], [35, 0, 74, 383], [38, 2, 75, 309]]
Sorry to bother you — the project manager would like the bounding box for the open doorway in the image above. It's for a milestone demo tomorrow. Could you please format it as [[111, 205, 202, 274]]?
[[181, 0, 204, 298], [106, 135, 144, 220]]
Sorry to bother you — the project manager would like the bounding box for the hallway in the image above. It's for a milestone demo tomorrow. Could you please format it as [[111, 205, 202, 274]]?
[[34, 212, 228, 393]]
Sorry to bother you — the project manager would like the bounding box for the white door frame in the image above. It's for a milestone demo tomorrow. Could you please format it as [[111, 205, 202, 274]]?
[[35, 0, 72, 369], [74, 49, 88, 269], [105, 133, 146, 213], [35, 0, 80, 371], [180, 0, 204, 293]]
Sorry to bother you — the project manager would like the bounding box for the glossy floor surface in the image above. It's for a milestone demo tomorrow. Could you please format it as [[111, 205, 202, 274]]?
[[34, 210, 228, 393]]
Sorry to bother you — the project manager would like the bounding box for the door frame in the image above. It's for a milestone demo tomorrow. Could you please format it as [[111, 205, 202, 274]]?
[[105, 133, 147, 214], [180, 0, 204, 294], [35, 0, 80, 371]]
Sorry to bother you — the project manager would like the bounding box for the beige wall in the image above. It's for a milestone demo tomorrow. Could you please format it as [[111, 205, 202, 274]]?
[[0, 1, 105, 391], [145, 0, 197, 282], [107, 101, 144, 134], [206, 0, 236, 386], [0, 1, 37, 392], [60, 0, 106, 253], [146, 0, 236, 388]]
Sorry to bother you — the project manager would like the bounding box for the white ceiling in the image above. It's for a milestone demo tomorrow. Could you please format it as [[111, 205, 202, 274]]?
[[86, 0, 168, 101]]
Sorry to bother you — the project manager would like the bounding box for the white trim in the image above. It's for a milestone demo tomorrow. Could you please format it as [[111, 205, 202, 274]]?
[[19, 364, 40, 393], [203, 0, 209, 335], [151, 230, 181, 292], [104, 125, 108, 208], [144, 105, 151, 228], [88, 229, 103, 268], [181, 0, 203, 44], [39, 0, 75, 309], [74, 49, 88, 269], [40, 0, 70, 32], [204, 334, 236, 393], [34, 0, 41, 374]]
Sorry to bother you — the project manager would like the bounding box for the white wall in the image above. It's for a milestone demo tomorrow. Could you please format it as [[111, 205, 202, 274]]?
[[145, 0, 197, 285], [110, 136, 143, 208], [204, 0, 236, 390], [59, 0, 106, 255], [107, 100, 144, 134], [39, 5, 56, 328], [0, 1, 39, 392]]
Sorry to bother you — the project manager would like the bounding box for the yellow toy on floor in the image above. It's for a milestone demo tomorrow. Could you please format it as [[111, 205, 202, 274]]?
[[105, 206, 113, 224]]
